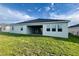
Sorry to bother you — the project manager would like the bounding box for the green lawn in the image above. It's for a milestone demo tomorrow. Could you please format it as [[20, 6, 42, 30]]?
[[0, 32, 79, 56]]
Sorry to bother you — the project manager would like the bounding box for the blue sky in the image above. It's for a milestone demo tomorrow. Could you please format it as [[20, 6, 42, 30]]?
[[0, 3, 79, 26]]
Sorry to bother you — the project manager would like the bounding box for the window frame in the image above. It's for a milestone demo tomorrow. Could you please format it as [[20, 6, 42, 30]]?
[[52, 24, 56, 32], [46, 28, 50, 32], [52, 28, 56, 32], [58, 24, 62, 32], [3, 27, 5, 30], [20, 27, 23, 31], [12, 26, 14, 30], [58, 28, 62, 32]]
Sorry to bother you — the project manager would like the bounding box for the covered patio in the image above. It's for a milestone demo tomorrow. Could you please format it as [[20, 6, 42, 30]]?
[[27, 25, 43, 35]]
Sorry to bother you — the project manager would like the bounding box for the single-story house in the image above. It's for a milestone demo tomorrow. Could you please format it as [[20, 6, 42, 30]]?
[[1, 19, 69, 38], [69, 24, 79, 36]]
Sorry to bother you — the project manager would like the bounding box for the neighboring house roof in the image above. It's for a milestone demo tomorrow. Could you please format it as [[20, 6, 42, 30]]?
[[0, 24, 10, 26], [69, 24, 79, 28], [14, 18, 69, 24]]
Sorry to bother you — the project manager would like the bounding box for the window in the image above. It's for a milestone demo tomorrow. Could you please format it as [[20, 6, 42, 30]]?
[[46, 28, 50, 31], [77, 31, 79, 35], [52, 24, 56, 32], [3, 27, 5, 30], [58, 24, 62, 32], [21, 27, 23, 31], [58, 28, 62, 32], [12, 26, 14, 30], [52, 28, 56, 31]]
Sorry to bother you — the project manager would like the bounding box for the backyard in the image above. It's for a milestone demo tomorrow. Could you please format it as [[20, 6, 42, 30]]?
[[0, 32, 79, 56]]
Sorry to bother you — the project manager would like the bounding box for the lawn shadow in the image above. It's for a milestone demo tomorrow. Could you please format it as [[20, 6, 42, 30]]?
[[0, 32, 79, 44], [52, 33, 79, 44], [0, 32, 47, 38]]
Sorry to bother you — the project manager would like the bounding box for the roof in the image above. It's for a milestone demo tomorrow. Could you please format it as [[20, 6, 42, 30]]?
[[69, 24, 79, 28], [0, 23, 10, 26], [15, 18, 69, 24]]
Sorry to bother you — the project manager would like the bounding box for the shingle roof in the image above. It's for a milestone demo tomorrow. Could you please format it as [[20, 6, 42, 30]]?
[[16, 18, 69, 24], [69, 24, 79, 28]]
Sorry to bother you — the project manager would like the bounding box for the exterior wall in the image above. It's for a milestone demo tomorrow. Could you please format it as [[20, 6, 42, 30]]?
[[10, 25, 43, 34], [43, 23, 68, 38], [2, 22, 68, 38], [10, 25, 30, 34], [69, 27, 79, 35], [1, 26, 11, 32]]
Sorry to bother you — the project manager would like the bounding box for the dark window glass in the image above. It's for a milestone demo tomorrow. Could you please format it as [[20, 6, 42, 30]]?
[[3, 27, 5, 30], [58, 24, 62, 32], [58, 28, 62, 32], [12, 26, 14, 30], [52, 28, 56, 31], [46, 28, 50, 31], [21, 27, 23, 31]]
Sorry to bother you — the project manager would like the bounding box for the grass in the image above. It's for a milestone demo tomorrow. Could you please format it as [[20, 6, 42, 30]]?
[[0, 32, 79, 56]]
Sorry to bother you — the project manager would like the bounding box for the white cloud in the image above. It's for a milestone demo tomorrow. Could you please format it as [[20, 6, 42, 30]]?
[[67, 11, 79, 26], [45, 7, 51, 11], [45, 3, 54, 12], [7, 9, 34, 20], [50, 3, 55, 10], [38, 8, 41, 12], [0, 5, 35, 23], [27, 9, 32, 12], [49, 8, 79, 26], [49, 13, 67, 19], [35, 7, 38, 10], [51, 3, 54, 6]]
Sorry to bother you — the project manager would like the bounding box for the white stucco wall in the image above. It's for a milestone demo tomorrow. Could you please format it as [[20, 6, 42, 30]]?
[[10, 25, 30, 34], [43, 23, 68, 38], [1, 26, 11, 32], [6, 21, 68, 38]]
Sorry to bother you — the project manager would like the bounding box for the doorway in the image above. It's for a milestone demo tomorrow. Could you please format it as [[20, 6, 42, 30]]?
[[28, 25, 43, 35]]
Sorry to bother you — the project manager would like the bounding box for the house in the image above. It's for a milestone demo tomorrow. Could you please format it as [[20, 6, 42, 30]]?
[[1, 19, 69, 38], [10, 19, 69, 38], [69, 24, 79, 36]]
